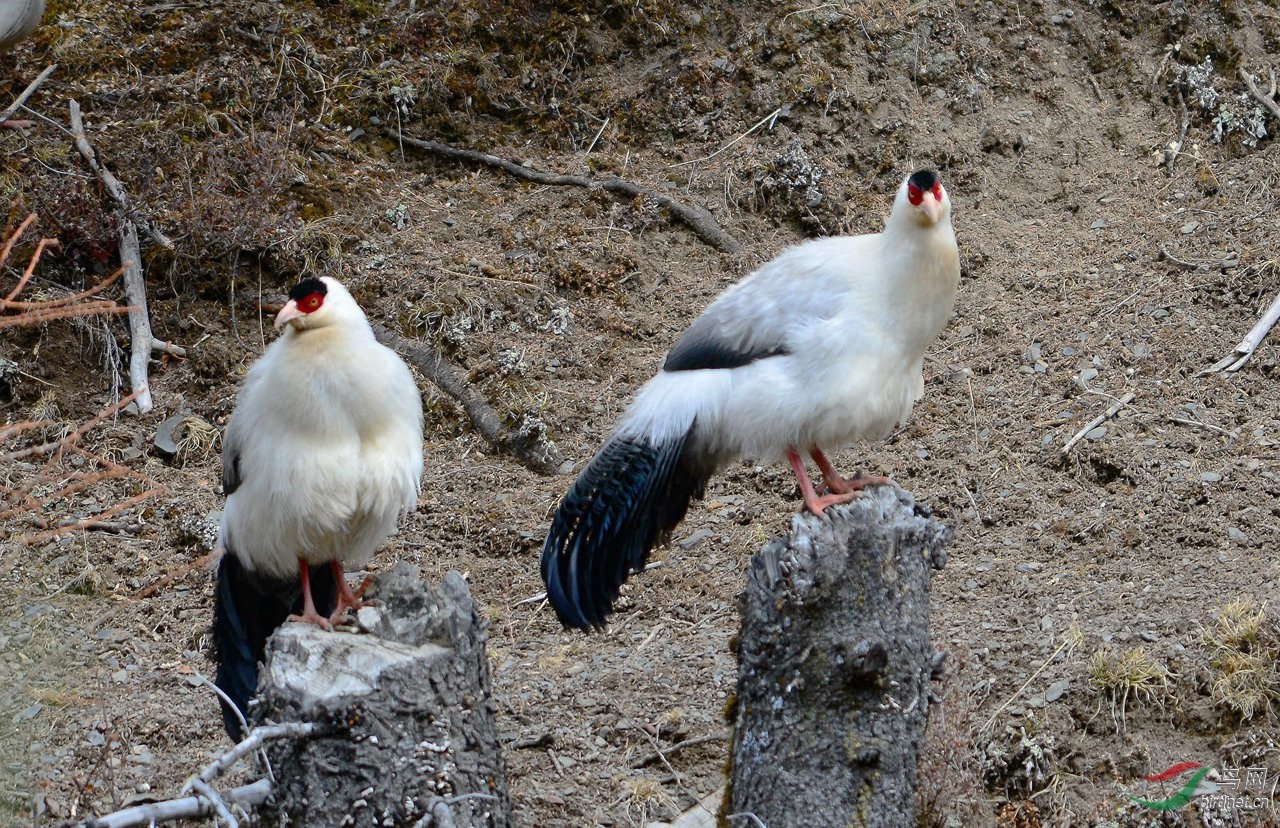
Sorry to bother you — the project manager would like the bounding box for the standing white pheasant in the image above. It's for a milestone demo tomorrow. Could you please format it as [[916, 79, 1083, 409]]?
[[542, 169, 961, 629], [213, 276, 423, 736]]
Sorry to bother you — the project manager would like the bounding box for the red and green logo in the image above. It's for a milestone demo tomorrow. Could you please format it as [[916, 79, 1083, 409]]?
[[1130, 762, 1212, 810]]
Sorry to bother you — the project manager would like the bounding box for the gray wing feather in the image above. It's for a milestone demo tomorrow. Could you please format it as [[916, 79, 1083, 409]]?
[[663, 245, 852, 373]]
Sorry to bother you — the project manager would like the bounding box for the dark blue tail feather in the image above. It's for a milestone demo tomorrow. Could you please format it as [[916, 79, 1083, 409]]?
[[212, 553, 336, 740], [541, 430, 703, 629]]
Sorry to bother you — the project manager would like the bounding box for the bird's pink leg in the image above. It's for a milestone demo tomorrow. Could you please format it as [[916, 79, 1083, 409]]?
[[287, 558, 332, 630], [810, 447, 890, 495], [327, 560, 370, 626], [787, 448, 860, 514]]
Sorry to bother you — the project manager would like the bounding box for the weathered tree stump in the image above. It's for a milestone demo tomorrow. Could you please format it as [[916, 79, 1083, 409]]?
[[255, 564, 513, 828], [726, 485, 949, 828]]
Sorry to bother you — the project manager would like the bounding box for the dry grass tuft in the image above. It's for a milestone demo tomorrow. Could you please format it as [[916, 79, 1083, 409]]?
[[175, 414, 220, 467], [619, 776, 676, 827], [1087, 647, 1171, 732], [1205, 598, 1280, 721]]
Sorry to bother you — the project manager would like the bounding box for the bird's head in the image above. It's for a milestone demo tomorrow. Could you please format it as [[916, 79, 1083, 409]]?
[[897, 169, 951, 227], [274, 276, 362, 332]]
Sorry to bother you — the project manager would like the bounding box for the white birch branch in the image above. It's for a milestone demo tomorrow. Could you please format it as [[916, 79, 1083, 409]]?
[[1061, 391, 1136, 453], [68, 100, 155, 413], [1202, 290, 1280, 374], [77, 779, 270, 828]]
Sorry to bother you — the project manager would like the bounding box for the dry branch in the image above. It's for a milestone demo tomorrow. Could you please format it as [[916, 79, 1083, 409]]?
[[371, 323, 565, 475], [68, 100, 167, 413], [388, 130, 743, 255], [0, 63, 55, 125], [0, 389, 166, 544], [1239, 67, 1280, 122], [78, 779, 271, 828], [1202, 290, 1280, 374], [1061, 391, 1136, 453]]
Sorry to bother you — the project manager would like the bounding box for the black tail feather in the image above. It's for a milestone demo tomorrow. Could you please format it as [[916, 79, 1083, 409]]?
[[212, 553, 336, 740], [541, 431, 704, 629]]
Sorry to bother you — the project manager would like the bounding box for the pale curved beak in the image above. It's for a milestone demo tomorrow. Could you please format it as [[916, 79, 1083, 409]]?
[[274, 299, 302, 330], [919, 193, 943, 224]]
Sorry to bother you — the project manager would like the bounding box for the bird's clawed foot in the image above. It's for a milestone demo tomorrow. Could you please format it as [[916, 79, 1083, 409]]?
[[286, 608, 332, 630], [327, 566, 374, 626], [288, 558, 333, 629], [789, 447, 892, 515], [802, 489, 862, 514], [819, 471, 892, 495], [811, 447, 890, 495]]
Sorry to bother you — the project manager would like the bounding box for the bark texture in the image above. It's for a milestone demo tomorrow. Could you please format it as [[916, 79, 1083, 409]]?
[[255, 564, 513, 828], [726, 485, 949, 828]]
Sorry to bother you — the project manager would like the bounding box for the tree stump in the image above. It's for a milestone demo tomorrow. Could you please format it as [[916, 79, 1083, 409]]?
[[726, 485, 949, 828], [255, 564, 513, 828]]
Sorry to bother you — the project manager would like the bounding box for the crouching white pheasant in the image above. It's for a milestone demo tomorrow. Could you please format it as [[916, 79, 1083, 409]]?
[[541, 169, 961, 629], [213, 276, 423, 737]]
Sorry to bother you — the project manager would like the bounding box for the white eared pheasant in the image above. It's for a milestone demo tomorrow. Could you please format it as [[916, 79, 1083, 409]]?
[[213, 276, 423, 737], [541, 169, 960, 629]]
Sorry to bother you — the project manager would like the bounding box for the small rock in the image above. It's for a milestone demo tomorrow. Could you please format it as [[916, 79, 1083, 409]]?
[[13, 702, 42, 723], [1200, 472, 1222, 483], [1090, 219, 1109, 229], [1045, 678, 1070, 702], [1085, 426, 1108, 440], [1227, 527, 1247, 542], [153, 411, 191, 456], [1016, 562, 1042, 573], [1181, 221, 1200, 234], [678, 528, 714, 549]]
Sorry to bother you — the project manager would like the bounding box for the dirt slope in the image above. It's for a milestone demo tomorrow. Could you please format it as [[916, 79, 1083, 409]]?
[[4, 0, 1280, 825]]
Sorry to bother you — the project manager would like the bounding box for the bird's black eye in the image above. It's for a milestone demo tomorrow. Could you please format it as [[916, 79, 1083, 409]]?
[[907, 183, 924, 206], [299, 293, 324, 313]]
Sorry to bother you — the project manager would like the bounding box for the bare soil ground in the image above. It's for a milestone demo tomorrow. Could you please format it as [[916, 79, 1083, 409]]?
[[4, 1, 1280, 825]]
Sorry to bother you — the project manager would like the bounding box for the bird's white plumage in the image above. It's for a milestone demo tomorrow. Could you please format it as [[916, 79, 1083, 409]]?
[[0, 0, 44, 49], [542, 169, 960, 628], [219, 277, 423, 580], [619, 174, 959, 465]]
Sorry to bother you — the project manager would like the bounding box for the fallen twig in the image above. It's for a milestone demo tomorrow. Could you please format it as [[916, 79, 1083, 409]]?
[[388, 130, 743, 255], [1159, 244, 1203, 271], [78, 779, 270, 828], [631, 733, 728, 768], [69, 100, 158, 413], [1201, 290, 1280, 374], [130, 550, 219, 599], [187, 722, 319, 789], [186, 779, 238, 828], [371, 323, 565, 475], [1238, 66, 1280, 122], [152, 338, 188, 357], [981, 625, 1083, 733], [0, 64, 55, 126], [1169, 416, 1235, 438], [66, 100, 175, 251], [669, 106, 783, 169], [1061, 391, 1136, 453]]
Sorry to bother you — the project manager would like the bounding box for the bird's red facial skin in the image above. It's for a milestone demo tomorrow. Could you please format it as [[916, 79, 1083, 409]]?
[[931, 182, 943, 201], [907, 183, 924, 206], [297, 292, 324, 314]]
